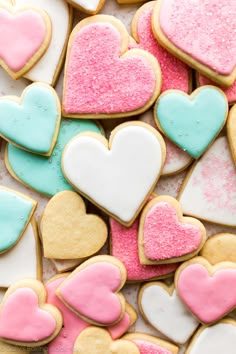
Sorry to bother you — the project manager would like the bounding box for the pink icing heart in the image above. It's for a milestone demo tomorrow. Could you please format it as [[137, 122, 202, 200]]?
[[63, 22, 157, 115], [0, 288, 56, 342], [177, 264, 236, 323], [110, 218, 177, 281], [142, 202, 202, 261], [0, 9, 47, 72], [158, 0, 236, 75], [59, 262, 123, 325], [131, 2, 189, 93], [134, 340, 172, 354]]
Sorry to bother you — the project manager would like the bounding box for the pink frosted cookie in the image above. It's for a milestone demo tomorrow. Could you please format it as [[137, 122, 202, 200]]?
[[0, 279, 62, 347], [57, 256, 127, 326], [153, 0, 236, 86], [138, 196, 206, 265], [139, 110, 192, 175], [0, 2, 52, 79], [198, 74, 236, 105], [175, 257, 236, 324], [110, 217, 177, 282], [131, 1, 191, 93], [178, 136, 236, 227], [124, 333, 179, 354], [62, 15, 162, 119]]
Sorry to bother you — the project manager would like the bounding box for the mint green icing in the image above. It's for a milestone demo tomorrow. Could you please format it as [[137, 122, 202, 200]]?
[[7, 119, 102, 196], [0, 189, 34, 252], [156, 87, 227, 158], [0, 84, 59, 154]]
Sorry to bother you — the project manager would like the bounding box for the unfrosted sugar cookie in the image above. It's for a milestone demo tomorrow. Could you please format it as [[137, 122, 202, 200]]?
[[62, 122, 166, 226], [57, 256, 127, 326], [40, 191, 107, 259], [0, 279, 62, 347], [185, 318, 236, 354], [65, 0, 105, 14], [138, 282, 199, 344], [0, 83, 61, 156], [175, 257, 236, 324], [62, 15, 162, 119], [200, 233, 236, 264], [155, 86, 228, 158], [138, 196, 206, 265], [0, 1, 52, 79], [153, 0, 236, 86], [14, 0, 72, 85], [178, 136, 236, 226], [131, 1, 191, 93]]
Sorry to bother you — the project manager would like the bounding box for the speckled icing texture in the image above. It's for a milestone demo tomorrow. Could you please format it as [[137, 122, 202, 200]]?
[[179, 137, 236, 226], [134, 340, 172, 354], [133, 4, 189, 92], [7, 119, 102, 196], [199, 75, 236, 104], [110, 218, 177, 281], [189, 322, 236, 354], [63, 22, 156, 114], [143, 202, 202, 260], [159, 0, 236, 75], [177, 264, 236, 323]]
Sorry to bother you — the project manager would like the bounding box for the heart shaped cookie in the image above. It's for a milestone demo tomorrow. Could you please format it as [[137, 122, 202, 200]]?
[[0, 187, 36, 253], [0, 220, 41, 288], [5, 119, 102, 197], [62, 122, 166, 226], [0, 2, 51, 79], [138, 196, 206, 264], [14, 0, 72, 85], [40, 191, 107, 259], [131, 1, 190, 93], [0, 279, 62, 347], [178, 136, 236, 226], [175, 257, 236, 324], [153, 0, 236, 86], [0, 83, 61, 155], [0, 341, 28, 354], [227, 105, 236, 165], [155, 86, 228, 158], [186, 318, 236, 354], [138, 282, 199, 344], [200, 233, 236, 264], [124, 333, 179, 354], [63, 15, 161, 118], [73, 327, 140, 354], [65, 0, 105, 14], [57, 256, 127, 326]]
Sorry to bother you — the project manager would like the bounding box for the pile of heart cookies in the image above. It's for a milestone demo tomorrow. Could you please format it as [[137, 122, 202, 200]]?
[[0, 0, 236, 353]]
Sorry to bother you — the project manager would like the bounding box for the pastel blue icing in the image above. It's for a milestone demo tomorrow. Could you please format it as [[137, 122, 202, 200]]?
[[0, 84, 59, 154], [156, 87, 228, 158], [7, 119, 102, 196], [0, 189, 34, 252]]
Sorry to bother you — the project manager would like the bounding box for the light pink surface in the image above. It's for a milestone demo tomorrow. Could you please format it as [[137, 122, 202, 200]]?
[[0, 9, 47, 72], [198, 74, 236, 104], [59, 262, 123, 325], [110, 218, 177, 281], [132, 4, 189, 92], [177, 264, 236, 323], [63, 22, 156, 114], [108, 312, 130, 339], [46, 277, 89, 354], [158, 0, 236, 75], [134, 339, 172, 354], [143, 202, 202, 261], [0, 288, 56, 342]]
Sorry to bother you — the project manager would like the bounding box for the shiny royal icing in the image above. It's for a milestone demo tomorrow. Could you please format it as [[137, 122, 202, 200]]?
[[133, 340, 172, 354], [70, 0, 102, 12]]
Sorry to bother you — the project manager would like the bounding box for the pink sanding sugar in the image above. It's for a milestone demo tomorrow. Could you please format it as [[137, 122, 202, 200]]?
[[198, 74, 236, 104], [63, 22, 157, 114]]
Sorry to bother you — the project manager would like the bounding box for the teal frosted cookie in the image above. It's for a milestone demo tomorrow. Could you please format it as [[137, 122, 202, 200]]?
[[155, 86, 228, 158], [5, 119, 102, 197], [0, 83, 61, 156], [0, 187, 36, 253]]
